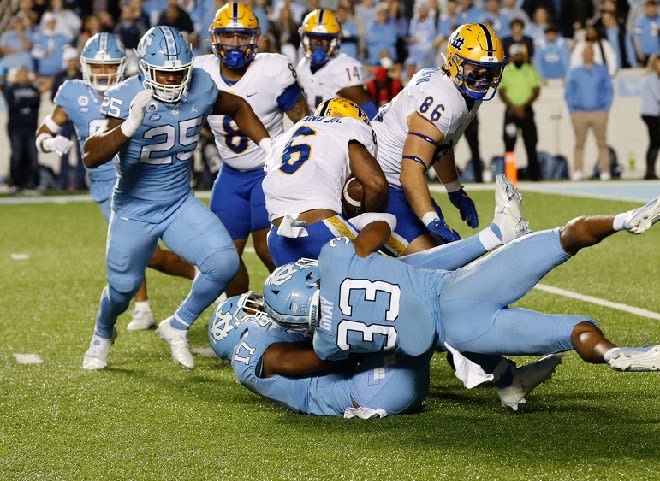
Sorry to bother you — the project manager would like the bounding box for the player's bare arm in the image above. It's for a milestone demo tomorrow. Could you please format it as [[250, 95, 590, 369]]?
[[35, 105, 74, 155], [83, 117, 126, 167], [400, 112, 444, 220], [347, 140, 388, 213], [352, 219, 392, 257], [36, 105, 68, 136], [285, 93, 311, 123], [261, 342, 333, 378], [338, 84, 374, 107], [431, 149, 460, 185], [213, 90, 269, 144]]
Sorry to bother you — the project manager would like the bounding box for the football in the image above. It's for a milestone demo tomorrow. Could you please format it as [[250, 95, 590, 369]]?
[[341, 177, 365, 218]]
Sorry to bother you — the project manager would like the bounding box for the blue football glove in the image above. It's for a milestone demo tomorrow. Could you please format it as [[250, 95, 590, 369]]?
[[448, 188, 479, 228], [425, 218, 461, 243]]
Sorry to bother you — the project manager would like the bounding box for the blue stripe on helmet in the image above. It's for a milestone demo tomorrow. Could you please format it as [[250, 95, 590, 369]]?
[[318, 9, 325, 26], [478, 23, 493, 54], [233, 2, 238, 21]]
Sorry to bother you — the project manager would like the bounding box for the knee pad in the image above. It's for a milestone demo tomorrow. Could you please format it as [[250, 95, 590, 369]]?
[[198, 247, 240, 282]]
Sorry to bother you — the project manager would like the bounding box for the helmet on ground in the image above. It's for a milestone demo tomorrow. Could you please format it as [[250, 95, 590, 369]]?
[[263, 258, 320, 333], [80, 32, 126, 92], [136, 26, 193, 103], [314, 97, 370, 125], [445, 23, 506, 100], [210, 2, 260, 70], [209, 292, 270, 359], [300, 9, 341, 68]]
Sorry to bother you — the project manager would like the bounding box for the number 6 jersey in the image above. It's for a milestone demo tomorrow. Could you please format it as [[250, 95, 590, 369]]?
[[373, 68, 481, 187]]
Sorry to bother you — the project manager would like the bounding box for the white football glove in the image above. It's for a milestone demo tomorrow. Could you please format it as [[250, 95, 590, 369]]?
[[258, 137, 272, 157], [42, 135, 74, 155], [120, 89, 152, 138]]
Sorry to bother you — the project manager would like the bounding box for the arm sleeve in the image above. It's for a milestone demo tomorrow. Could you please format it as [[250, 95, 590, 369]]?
[[276, 81, 303, 112]]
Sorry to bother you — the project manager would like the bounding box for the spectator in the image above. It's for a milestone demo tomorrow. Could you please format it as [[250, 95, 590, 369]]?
[[32, 12, 72, 82], [407, 1, 437, 67], [16, 0, 40, 29], [640, 54, 659, 180], [270, 4, 300, 64], [158, 0, 195, 37], [526, 6, 552, 46], [435, 0, 460, 53], [40, 0, 81, 41], [632, 0, 659, 67], [482, 0, 511, 39], [457, 0, 483, 24], [596, 1, 637, 69], [500, 0, 531, 28], [355, 0, 378, 35], [336, 4, 360, 60], [115, 3, 147, 50], [0, 15, 34, 74], [565, 43, 613, 181], [534, 24, 570, 81], [1, 66, 41, 193], [365, 3, 398, 66], [78, 15, 103, 51], [272, 0, 306, 24], [498, 43, 542, 181], [400, 57, 419, 86], [570, 23, 618, 76], [502, 17, 535, 61], [142, 0, 168, 27], [365, 65, 402, 106], [558, 0, 594, 40], [521, 0, 557, 21], [389, 0, 409, 64]]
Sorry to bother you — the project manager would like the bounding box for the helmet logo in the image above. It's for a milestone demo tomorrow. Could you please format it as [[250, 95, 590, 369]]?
[[210, 311, 235, 340], [450, 35, 465, 50], [136, 34, 153, 57]]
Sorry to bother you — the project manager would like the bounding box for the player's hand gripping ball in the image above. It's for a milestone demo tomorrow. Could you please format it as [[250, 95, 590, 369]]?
[[341, 177, 365, 218]]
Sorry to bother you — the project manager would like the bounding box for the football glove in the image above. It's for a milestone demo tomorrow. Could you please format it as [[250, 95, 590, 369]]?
[[425, 217, 461, 243], [42, 135, 73, 155], [121, 90, 152, 138], [449, 188, 479, 228]]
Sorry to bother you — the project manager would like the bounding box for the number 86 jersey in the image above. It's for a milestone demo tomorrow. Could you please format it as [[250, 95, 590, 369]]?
[[312, 237, 449, 361], [372, 68, 480, 188]]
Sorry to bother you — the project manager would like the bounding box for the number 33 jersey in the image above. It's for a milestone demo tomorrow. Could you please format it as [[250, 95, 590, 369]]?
[[373, 68, 480, 187], [262, 115, 376, 220], [313, 237, 449, 361]]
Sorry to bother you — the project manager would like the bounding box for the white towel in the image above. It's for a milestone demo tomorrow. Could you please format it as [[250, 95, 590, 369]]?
[[276, 214, 308, 238], [444, 342, 494, 389], [343, 407, 388, 419]]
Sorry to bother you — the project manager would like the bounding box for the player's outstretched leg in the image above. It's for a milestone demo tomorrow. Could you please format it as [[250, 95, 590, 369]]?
[[490, 174, 530, 244]]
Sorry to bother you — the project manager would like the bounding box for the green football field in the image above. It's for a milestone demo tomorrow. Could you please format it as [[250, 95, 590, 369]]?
[[1, 190, 658, 481]]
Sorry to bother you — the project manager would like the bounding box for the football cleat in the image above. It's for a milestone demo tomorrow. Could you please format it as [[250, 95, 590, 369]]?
[[496, 353, 563, 411], [622, 196, 660, 234], [492, 174, 529, 243], [127, 304, 155, 331], [82, 329, 117, 370], [157, 317, 194, 369], [606, 345, 660, 371]]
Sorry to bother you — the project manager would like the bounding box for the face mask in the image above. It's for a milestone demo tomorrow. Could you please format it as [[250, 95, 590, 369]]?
[[513, 60, 524, 68]]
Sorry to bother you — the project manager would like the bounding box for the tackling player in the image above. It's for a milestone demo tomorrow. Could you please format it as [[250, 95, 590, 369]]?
[[81, 27, 270, 370], [35, 32, 195, 331], [193, 2, 311, 296], [296, 9, 378, 118], [373, 23, 507, 255]]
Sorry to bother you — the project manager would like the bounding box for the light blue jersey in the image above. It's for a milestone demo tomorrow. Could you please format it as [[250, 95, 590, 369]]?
[[313, 237, 448, 361], [55, 79, 115, 204], [101, 70, 216, 222], [232, 320, 431, 416]]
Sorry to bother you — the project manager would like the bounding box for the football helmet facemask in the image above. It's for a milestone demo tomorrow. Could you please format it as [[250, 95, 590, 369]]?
[[300, 9, 341, 68], [80, 32, 126, 92], [263, 258, 320, 334], [137, 26, 193, 103], [210, 2, 260, 70], [445, 23, 506, 101]]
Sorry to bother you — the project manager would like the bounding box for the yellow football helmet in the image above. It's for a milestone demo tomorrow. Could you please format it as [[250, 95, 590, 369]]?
[[300, 9, 341, 68], [445, 23, 506, 100], [210, 2, 260, 69], [314, 98, 370, 125]]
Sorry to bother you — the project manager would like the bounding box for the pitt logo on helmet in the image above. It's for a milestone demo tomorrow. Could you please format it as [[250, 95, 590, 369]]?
[[210, 2, 260, 70], [445, 23, 506, 101], [300, 9, 341, 68]]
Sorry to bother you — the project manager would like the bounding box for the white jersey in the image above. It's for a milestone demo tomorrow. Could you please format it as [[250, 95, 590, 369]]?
[[372, 68, 481, 187], [297, 53, 365, 111], [263, 115, 377, 220], [193, 52, 297, 170]]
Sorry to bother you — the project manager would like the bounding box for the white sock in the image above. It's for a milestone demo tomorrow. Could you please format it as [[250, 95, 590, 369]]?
[[478, 226, 502, 251], [612, 213, 627, 231], [134, 300, 151, 311], [603, 347, 621, 361]]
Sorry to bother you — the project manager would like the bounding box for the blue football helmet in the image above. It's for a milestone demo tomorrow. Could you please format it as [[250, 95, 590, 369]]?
[[208, 292, 270, 360], [263, 258, 320, 333], [136, 26, 193, 103], [80, 32, 126, 92], [210, 2, 260, 70]]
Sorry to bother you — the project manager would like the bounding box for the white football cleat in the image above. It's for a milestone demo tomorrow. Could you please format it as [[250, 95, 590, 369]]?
[[622, 196, 660, 234], [82, 329, 117, 370], [127, 304, 155, 331], [496, 353, 563, 411], [492, 174, 530, 243], [157, 317, 194, 369], [606, 345, 660, 371]]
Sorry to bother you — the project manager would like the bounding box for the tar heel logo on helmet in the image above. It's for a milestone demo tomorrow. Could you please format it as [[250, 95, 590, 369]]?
[[267, 258, 319, 286], [136, 33, 153, 57], [210, 310, 235, 341]]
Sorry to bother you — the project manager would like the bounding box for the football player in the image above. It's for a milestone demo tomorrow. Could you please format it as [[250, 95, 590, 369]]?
[[296, 9, 378, 118], [263, 190, 660, 391], [81, 26, 271, 370], [373, 23, 506, 255], [35, 32, 195, 331], [193, 3, 311, 296], [262, 97, 388, 266]]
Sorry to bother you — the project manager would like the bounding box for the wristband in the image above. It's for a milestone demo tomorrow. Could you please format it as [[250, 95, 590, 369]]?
[[43, 114, 62, 134], [421, 211, 440, 226], [350, 213, 397, 232], [120, 118, 140, 138]]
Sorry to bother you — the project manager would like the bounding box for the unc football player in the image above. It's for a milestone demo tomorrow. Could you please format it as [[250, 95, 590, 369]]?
[[262, 97, 388, 266], [296, 9, 378, 119], [35, 32, 195, 331], [373, 23, 506, 255], [81, 27, 270, 371], [193, 2, 310, 297]]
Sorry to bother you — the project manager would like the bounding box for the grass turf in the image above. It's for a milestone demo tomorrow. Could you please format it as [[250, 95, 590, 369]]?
[[0, 191, 658, 481]]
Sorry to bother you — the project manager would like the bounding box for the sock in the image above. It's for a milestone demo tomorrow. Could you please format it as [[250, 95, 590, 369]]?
[[169, 314, 189, 331], [479, 224, 502, 250], [134, 300, 151, 312], [612, 213, 627, 231]]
